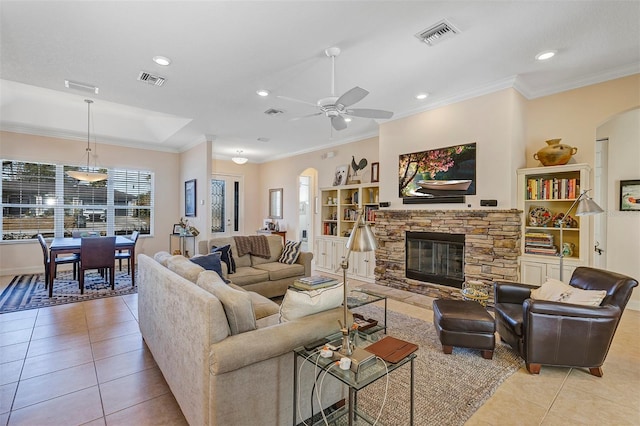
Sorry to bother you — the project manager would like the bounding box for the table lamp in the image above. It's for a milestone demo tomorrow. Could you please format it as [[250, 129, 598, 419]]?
[[558, 189, 604, 281], [339, 209, 377, 356]]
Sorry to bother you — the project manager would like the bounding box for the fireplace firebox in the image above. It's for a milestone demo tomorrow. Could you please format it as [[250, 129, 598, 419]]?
[[405, 231, 465, 288]]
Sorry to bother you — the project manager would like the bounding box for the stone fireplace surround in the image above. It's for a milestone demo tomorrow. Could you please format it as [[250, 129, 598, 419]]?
[[374, 209, 522, 301]]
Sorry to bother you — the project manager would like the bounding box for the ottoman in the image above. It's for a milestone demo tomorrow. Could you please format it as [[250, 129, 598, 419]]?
[[433, 299, 496, 359]]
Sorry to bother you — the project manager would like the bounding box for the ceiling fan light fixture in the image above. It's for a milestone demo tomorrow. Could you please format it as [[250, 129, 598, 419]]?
[[152, 56, 171, 66], [66, 99, 108, 183], [232, 150, 248, 165], [344, 117, 352, 122], [535, 50, 557, 61]]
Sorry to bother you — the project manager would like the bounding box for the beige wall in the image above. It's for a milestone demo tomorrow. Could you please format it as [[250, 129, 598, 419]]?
[[596, 108, 640, 310], [178, 140, 211, 253], [379, 88, 526, 209], [0, 131, 180, 275]]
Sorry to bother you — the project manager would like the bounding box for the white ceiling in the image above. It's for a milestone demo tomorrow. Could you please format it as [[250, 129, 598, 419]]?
[[1, 1, 639, 163]]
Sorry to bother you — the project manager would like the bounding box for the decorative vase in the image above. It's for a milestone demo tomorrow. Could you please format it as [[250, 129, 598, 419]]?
[[534, 139, 578, 166], [561, 242, 575, 257]]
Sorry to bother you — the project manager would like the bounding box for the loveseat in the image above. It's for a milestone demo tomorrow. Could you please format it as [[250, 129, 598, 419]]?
[[198, 235, 312, 298], [138, 252, 346, 425]]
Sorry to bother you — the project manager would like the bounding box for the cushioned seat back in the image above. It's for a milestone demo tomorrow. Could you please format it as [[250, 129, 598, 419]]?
[[569, 267, 638, 309], [209, 237, 251, 268], [250, 235, 283, 266]]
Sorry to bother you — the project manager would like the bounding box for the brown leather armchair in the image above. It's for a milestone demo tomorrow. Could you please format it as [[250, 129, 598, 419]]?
[[494, 267, 637, 377]]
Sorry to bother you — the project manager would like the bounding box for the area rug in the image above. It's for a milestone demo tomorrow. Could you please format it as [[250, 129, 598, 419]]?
[[332, 304, 523, 425], [0, 270, 136, 314]]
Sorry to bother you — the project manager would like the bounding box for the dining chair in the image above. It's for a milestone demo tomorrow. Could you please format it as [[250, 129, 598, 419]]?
[[79, 236, 116, 294], [115, 231, 139, 275], [37, 234, 80, 291]]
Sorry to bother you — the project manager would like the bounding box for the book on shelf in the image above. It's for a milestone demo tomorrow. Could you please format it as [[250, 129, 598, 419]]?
[[292, 276, 340, 290]]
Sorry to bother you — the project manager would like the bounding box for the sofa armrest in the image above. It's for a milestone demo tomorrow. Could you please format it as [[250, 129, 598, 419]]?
[[209, 307, 347, 375], [296, 251, 313, 277], [494, 281, 537, 305]]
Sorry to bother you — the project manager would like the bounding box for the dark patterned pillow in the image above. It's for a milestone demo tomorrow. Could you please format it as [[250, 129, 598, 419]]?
[[278, 240, 302, 265], [190, 252, 230, 283], [212, 244, 236, 274]]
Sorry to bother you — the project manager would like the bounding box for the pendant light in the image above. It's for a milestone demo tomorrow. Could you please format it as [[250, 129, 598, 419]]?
[[66, 99, 108, 182], [232, 150, 248, 165]]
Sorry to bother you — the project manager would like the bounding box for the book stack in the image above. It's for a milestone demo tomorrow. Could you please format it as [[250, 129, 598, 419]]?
[[526, 177, 580, 200], [292, 275, 340, 290], [524, 232, 557, 255]]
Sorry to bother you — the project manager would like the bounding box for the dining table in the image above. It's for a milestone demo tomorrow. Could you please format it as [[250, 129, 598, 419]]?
[[48, 236, 137, 297]]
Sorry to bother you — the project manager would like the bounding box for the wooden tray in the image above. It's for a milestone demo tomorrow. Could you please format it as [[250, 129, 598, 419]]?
[[353, 313, 378, 331]]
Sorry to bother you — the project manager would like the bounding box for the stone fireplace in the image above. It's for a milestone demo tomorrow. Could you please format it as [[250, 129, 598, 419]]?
[[406, 231, 465, 288], [375, 209, 521, 300]]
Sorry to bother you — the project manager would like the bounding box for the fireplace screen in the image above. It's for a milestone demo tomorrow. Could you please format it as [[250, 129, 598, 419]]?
[[406, 231, 465, 288]]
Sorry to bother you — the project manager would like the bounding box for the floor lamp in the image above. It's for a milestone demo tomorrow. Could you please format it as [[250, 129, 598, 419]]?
[[558, 189, 604, 281], [339, 209, 377, 356]]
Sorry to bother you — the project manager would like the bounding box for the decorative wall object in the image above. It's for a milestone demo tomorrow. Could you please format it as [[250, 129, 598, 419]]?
[[620, 180, 640, 211], [399, 142, 476, 204], [269, 188, 283, 219], [333, 165, 349, 186], [185, 179, 196, 217], [371, 162, 379, 183]]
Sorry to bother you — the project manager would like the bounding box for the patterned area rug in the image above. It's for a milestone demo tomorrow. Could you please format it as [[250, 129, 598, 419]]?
[[330, 304, 523, 425], [0, 270, 137, 314]]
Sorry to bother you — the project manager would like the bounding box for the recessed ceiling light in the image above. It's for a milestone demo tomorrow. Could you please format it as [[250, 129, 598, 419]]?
[[415, 92, 429, 100], [344, 117, 352, 122], [256, 89, 270, 97], [153, 56, 171, 66], [535, 50, 556, 61]]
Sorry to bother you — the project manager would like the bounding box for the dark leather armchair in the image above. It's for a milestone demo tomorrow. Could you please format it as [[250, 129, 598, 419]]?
[[494, 267, 637, 377]]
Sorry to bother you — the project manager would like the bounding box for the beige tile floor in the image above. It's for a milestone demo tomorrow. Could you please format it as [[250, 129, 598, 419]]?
[[1, 274, 639, 425]]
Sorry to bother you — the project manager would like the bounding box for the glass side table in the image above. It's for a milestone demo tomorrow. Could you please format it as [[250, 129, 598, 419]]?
[[293, 331, 415, 426], [347, 289, 388, 335]]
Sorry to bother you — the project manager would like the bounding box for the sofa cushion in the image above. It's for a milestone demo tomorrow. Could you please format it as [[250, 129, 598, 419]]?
[[197, 271, 256, 335], [153, 251, 173, 267], [212, 244, 236, 274], [531, 278, 607, 306], [250, 236, 283, 266], [253, 262, 305, 281], [229, 284, 280, 319], [229, 266, 270, 286], [278, 240, 302, 264], [210, 237, 252, 268], [167, 255, 205, 283], [279, 283, 343, 322], [190, 252, 230, 283]]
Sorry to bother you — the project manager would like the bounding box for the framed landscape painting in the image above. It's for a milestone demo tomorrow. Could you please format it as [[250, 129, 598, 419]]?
[[185, 179, 196, 217]]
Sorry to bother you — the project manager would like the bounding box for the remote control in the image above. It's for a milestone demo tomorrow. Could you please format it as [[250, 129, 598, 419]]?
[[304, 338, 329, 351]]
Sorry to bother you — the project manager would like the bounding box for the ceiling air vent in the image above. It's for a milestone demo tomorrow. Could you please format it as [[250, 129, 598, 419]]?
[[137, 71, 166, 87], [415, 19, 459, 46], [264, 108, 284, 116]]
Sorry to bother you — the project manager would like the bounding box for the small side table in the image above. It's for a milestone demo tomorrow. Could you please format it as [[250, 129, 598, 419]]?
[[169, 234, 195, 258]]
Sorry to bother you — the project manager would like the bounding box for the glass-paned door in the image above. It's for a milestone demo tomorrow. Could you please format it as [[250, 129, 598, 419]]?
[[211, 174, 243, 237]]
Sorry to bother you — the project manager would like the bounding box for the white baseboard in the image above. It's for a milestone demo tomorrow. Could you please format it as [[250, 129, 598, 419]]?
[[1, 265, 75, 278]]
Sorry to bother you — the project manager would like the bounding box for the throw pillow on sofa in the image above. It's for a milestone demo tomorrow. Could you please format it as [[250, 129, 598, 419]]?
[[191, 252, 230, 283], [211, 244, 236, 274], [279, 283, 343, 322], [197, 271, 256, 335], [530, 278, 607, 306], [278, 240, 302, 265]]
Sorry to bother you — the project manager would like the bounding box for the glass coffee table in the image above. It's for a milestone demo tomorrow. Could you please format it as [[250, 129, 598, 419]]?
[[293, 331, 415, 426], [347, 289, 387, 335]]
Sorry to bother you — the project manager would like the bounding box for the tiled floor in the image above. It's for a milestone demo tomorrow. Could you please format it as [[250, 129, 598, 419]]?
[[1, 274, 639, 425]]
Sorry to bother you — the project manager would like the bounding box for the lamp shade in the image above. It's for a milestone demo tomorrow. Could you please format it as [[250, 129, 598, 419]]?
[[576, 196, 604, 216], [346, 221, 377, 252]]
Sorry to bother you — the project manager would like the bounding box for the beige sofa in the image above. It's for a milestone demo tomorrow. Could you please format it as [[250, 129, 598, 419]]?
[[138, 252, 346, 426], [198, 235, 312, 298]]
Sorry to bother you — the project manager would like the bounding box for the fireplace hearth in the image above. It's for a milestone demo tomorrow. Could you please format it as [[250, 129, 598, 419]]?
[[375, 209, 521, 300], [406, 231, 465, 288]]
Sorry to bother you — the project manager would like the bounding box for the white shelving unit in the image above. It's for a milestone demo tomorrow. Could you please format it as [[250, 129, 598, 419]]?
[[517, 163, 592, 284], [315, 183, 379, 282]]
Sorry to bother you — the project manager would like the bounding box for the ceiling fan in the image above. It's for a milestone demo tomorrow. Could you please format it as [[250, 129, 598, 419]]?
[[279, 47, 394, 131]]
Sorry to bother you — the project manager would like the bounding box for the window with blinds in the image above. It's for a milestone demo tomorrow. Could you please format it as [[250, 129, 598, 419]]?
[[1, 160, 153, 240]]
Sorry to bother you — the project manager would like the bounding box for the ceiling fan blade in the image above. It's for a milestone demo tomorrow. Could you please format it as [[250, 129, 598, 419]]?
[[346, 108, 394, 119], [336, 86, 369, 108], [276, 95, 317, 108], [331, 115, 347, 131], [290, 112, 322, 121]]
